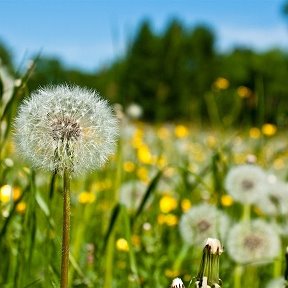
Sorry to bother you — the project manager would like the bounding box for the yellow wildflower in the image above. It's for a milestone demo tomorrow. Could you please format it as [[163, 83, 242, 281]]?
[[78, 192, 96, 204], [13, 187, 22, 201], [165, 214, 178, 226], [214, 77, 229, 90], [137, 144, 153, 164], [174, 125, 189, 138], [137, 167, 149, 183], [16, 202, 27, 214], [237, 86, 252, 98], [262, 123, 277, 137], [159, 195, 177, 213], [156, 155, 167, 168], [132, 128, 144, 148], [157, 214, 178, 226], [249, 127, 261, 139], [181, 199, 192, 212], [116, 238, 129, 252], [0, 185, 12, 203], [123, 161, 136, 173], [221, 195, 233, 207]]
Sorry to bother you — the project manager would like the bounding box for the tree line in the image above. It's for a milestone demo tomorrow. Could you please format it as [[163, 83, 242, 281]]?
[[1, 19, 288, 126]]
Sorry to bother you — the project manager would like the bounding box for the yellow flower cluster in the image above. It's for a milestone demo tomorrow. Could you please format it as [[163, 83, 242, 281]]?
[[78, 192, 96, 204], [159, 195, 177, 213], [157, 214, 178, 226], [116, 238, 129, 252], [214, 77, 229, 90]]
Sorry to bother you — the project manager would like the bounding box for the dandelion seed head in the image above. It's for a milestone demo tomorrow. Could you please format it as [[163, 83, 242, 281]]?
[[179, 203, 229, 246], [225, 164, 268, 204], [257, 177, 288, 216], [15, 84, 119, 175], [227, 220, 280, 264]]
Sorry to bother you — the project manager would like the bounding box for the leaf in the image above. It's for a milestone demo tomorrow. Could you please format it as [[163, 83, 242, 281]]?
[[23, 278, 42, 288], [102, 203, 122, 251], [35, 192, 55, 228], [133, 169, 162, 223]]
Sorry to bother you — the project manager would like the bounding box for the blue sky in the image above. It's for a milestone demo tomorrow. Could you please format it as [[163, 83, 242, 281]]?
[[0, 0, 287, 72]]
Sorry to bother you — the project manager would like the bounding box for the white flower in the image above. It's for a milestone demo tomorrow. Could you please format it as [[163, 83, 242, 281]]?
[[225, 164, 268, 204], [227, 220, 280, 265], [179, 203, 229, 246], [15, 85, 118, 175], [119, 181, 148, 211], [171, 277, 185, 288]]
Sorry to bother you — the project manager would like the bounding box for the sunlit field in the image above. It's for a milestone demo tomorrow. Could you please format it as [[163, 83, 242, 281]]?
[[1, 62, 288, 288]]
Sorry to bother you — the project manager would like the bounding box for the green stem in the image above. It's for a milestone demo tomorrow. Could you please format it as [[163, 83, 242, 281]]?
[[242, 204, 251, 222], [244, 266, 258, 287], [233, 265, 243, 288], [60, 170, 71, 288], [172, 244, 190, 272], [273, 247, 282, 278]]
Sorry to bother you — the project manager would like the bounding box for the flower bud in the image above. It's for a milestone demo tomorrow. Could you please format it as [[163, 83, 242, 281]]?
[[195, 238, 223, 288], [171, 277, 185, 288]]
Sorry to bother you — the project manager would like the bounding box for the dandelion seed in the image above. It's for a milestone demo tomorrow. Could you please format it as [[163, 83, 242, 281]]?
[[227, 220, 280, 264], [15, 84, 118, 175]]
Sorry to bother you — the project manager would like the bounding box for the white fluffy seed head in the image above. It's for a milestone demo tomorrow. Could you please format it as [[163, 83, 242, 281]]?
[[227, 220, 280, 265], [225, 164, 268, 204], [179, 203, 229, 246], [14, 84, 119, 176]]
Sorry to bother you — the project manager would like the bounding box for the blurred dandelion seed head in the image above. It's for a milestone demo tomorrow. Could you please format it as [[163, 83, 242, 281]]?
[[257, 178, 288, 217], [225, 164, 268, 204], [227, 220, 280, 264], [14, 84, 119, 175], [179, 203, 229, 246]]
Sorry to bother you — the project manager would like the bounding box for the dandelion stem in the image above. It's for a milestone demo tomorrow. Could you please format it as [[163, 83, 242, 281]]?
[[273, 248, 282, 278], [233, 265, 242, 288], [242, 204, 251, 222], [60, 169, 71, 288]]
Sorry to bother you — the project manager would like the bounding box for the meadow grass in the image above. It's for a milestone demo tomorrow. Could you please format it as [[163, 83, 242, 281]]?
[[1, 70, 288, 288]]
